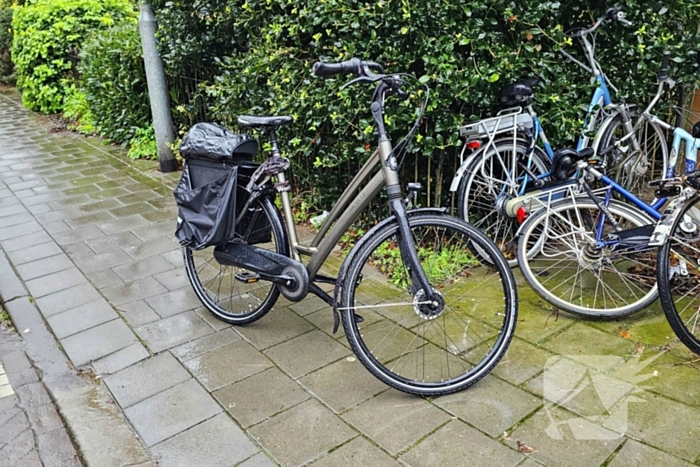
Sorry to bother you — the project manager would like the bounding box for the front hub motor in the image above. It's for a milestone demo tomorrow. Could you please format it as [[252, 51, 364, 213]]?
[[414, 288, 445, 320]]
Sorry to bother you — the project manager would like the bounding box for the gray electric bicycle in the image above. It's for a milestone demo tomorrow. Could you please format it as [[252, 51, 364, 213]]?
[[182, 59, 518, 396]]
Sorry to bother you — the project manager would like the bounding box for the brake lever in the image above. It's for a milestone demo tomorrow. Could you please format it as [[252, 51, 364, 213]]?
[[340, 75, 382, 90]]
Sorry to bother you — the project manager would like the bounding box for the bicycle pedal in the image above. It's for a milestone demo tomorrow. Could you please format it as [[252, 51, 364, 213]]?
[[235, 272, 260, 283]]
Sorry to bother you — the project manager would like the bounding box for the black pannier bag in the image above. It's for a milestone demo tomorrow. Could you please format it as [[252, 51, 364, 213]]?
[[174, 123, 271, 249]]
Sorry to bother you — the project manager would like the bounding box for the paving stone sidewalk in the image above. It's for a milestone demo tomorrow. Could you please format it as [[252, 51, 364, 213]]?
[[0, 320, 80, 466], [1, 88, 700, 467]]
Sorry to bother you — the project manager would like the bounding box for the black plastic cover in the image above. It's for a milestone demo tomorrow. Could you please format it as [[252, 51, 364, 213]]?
[[180, 122, 258, 162], [174, 162, 238, 249]]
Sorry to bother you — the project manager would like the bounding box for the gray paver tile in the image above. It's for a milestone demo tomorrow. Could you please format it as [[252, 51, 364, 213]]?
[[36, 428, 79, 466], [25, 267, 87, 298], [0, 204, 27, 218], [88, 268, 124, 289], [61, 241, 94, 259], [299, 358, 387, 413], [400, 420, 523, 467], [98, 215, 149, 235], [249, 399, 356, 467], [14, 449, 43, 467], [124, 379, 221, 447], [238, 453, 276, 467], [608, 439, 694, 467], [170, 328, 241, 362], [310, 437, 398, 467], [132, 221, 175, 242], [35, 282, 102, 317], [0, 429, 34, 466], [0, 220, 42, 241], [542, 324, 636, 371], [505, 406, 623, 467], [1, 231, 52, 252], [86, 231, 142, 252], [13, 383, 52, 408], [116, 300, 160, 328], [43, 220, 72, 235], [46, 299, 118, 339], [264, 330, 350, 378], [91, 343, 150, 376], [194, 306, 232, 332], [102, 276, 168, 306], [124, 237, 179, 261], [16, 254, 73, 281], [342, 390, 451, 455], [151, 413, 258, 467], [144, 287, 202, 318], [72, 249, 132, 273], [64, 211, 116, 229], [213, 367, 309, 428], [235, 308, 315, 350], [7, 242, 62, 265], [60, 319, 137, 367], [105, 352, 191, 408], [434, 375, 541, 437], [25, 404, 65, 436], [489, 338, 557, 386], [0, 411, 31, 445], [152, 268, 190, 291], [136, 311, 213, 353], [289, 296, 329, 316], [52, 225, 105, 246], [603, 392, 700, 461], [112, 255, 173, 282], [184, 340, 273, 391]]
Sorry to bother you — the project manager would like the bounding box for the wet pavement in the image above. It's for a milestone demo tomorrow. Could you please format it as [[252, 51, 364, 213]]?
[[0, 88, 699, 466]]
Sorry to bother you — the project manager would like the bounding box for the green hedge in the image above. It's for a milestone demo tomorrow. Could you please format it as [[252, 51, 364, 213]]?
[[79, 22, 152, 151], [11, 0, 136, 113], [152, 0, 699, 209], [0, 1, 14, 84]]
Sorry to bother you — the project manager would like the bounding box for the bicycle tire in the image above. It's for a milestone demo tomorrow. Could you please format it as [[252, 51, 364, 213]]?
[[183, 195, 288, 324], [657, 194, 700, 354], [517, 197, 658, 318], [457, 138, 550, 267], [338, 213, 517, 396], [597, 112, 669, 205]]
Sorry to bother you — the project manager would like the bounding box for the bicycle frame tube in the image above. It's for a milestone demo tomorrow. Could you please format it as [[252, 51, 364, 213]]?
[[597, 174, 662, 220], [533, 116, 555, 160], [577, 76, 612, 151], [647, 115, 700, 176]]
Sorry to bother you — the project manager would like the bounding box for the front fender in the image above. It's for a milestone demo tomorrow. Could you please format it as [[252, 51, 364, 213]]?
[[649, 188, 698, 246], [331, 207, 446, 332]]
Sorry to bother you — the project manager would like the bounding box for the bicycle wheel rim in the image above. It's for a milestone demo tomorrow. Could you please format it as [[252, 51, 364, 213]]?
[[459, 141, 550, 267], [183, 196, 286, 324], [340, 214, 517, 395], [517, 198, 658, 317], [658, 196, 700, 354]]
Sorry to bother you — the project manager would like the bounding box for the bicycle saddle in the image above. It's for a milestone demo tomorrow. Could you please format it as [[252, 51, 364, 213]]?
[[551, 147, 594, 181], [237, 115, 293, 129], [496, 79, 538, 108]]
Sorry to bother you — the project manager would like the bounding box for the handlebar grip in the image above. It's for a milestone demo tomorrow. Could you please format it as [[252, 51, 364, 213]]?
[[658, 51, 670, 80], [696, 51, 700, 74], [313, 59, 361, 78]]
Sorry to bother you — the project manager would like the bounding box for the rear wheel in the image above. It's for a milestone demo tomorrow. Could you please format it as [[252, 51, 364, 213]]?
[[339, 213, 517, 396], [457, 139, 550, 266], [184, 195, 288, 324], [517, 197, 658, 318], [598, 113, 669, 205], [657, 195, 700, 354]]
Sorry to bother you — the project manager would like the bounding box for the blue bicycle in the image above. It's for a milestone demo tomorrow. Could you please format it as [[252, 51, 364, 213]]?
[[451, 9, 669, 266]]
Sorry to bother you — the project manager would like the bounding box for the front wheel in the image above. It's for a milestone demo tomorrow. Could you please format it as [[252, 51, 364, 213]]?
[[183, 195, 288, 324], [338, 213, 517, 396], [657, 194, 700, 354], [517, 197, 658, 318]]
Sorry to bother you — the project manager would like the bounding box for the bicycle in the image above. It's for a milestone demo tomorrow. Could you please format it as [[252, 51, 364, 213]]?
[[179, 59, 518, 396], [451, 8, 669, 266], [651, 159, 700, 354], [514, 100, 700, 318]]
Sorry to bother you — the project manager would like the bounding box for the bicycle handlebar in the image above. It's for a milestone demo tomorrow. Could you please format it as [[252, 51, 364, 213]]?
[[313, 59, 384, 78], [566, 8, 631, 38]]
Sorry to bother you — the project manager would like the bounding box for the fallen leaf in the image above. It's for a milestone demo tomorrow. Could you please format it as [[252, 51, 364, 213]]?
[[517, 440, 537, 453], [634, 343, 645, 354], [620, 330, 631, 339], [525, 30, 533, 41]]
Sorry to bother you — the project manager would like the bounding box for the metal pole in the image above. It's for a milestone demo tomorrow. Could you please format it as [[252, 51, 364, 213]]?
[[139, 0, 177, 172]]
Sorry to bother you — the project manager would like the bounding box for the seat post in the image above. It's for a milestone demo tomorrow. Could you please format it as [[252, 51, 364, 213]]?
[[264, 128, 282, 157]]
